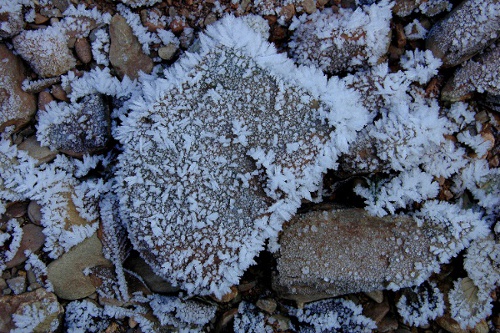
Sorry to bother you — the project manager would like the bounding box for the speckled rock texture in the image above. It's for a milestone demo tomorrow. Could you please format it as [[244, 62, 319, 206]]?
[[0, 44, 37, 132], [274, 208, 439, 304], [426, 0, 500, 67]]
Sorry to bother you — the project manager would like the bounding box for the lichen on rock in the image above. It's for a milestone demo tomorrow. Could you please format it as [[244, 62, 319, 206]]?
[[116, 15, 368, 297]]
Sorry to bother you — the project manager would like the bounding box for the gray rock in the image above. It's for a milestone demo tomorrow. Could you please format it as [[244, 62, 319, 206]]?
[[274, 208, 441, 304], [109, 14, 153, 80], [158, 44, 178, 61], [426, 0, 500, 67], [6, 276, 26, 295], [47, 233, 112, 300], [5, 224, 45, 269], [441, 43, 500, 101], [13, 26, 76, 78], [0, 288, 63, 332], [38, 94, 110, 157], [0, 44, 37, 132]]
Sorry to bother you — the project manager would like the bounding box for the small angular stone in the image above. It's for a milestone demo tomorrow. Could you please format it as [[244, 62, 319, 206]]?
[[75, 38, 92, 64], [47, 233, 112, 300], [426, 0, 500, 67], [0, 288, 63, 332], [158, 44, 178, 60], [0, 44, 37, 132], [274, 208, 443, 303], [6, 275, 26, 295], [18, 136, 58, 166], [109, 14, 153, 80]]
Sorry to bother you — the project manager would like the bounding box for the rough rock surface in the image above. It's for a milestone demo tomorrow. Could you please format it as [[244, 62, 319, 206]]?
[[18, 136, 58, 166], [47, 233, 112, 300], [288, 1, 392, 74], [5, 224, 45, 269], [109, 14, 153, 79], [12, 26, 76, 77], [0, 287, 63, 332], [0, 44, 37, 132], [426, 0, 500, 67], [0, 5, 24, 38], [274, 208, 439, 304], [37, 94, 110, 157], [441, 44, 500, 101]]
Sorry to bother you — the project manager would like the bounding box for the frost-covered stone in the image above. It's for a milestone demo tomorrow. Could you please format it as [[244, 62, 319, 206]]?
[[0, 44, 37, 132], [37, 94, 110, 157], [426, 0, 500, 67], [47, 233, 112, 300], [116, 15, 368, 297], [289, 0, 392, 74], [0, 2, 24, 38], [116, 0, 163, 8], [109, 14, 153, 80], [5, 224, 45, 269], [396, 281, 445, 327], [13, 26, 76, 78], [441, 43, 500, 101], [0, 287, 63, 333], [274, 208, 438, 303], [274, 205, 487, 304]]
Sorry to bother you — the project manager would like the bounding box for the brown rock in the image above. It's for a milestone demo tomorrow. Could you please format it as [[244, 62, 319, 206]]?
[[169, 17, 188, 34], [37, 91, 55, 111], [13, 26, 76, 78], [75, 38, 92, 64], [301, 0, 317, 13], [47, 233, 112, 300], [377, 316, 399, 332], [18, 136, 58, 166], [109, 14, 153, 80], [278, 4, 296, 21], [274, 208, 441, 304], [5, 224, 45, 269], [364, 299, 390, 323], [213, 286, 239, 303], [27, 201, 42, 225], [0, 288, 63, 332], [158, 44, 177, 61], [256, 298, 277, 314], [50, 84, 68, 101], [426, 0, 500, 67], [0, 44, 37, 132]]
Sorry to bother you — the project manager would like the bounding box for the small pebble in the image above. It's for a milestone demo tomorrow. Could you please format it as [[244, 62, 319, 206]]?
[[27, 201, 43, 225], [75, 38, 92, 64], [7, 275, 27, 295], [51, 84, 68, 101]]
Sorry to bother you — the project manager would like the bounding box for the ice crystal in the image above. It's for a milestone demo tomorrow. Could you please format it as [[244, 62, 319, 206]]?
[[116, 14, 368, 297], [397, 281, 445, 327], [289, 0, 392, 74]]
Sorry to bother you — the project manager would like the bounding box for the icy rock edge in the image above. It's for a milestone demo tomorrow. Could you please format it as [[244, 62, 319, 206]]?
[[115, 15, 369, 298]]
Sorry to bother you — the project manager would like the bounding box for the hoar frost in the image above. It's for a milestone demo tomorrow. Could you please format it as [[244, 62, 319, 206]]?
[[116, 15, 368, 297]]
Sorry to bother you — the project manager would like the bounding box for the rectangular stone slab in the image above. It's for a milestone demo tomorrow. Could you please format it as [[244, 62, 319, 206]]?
[[274, 208, 438, 305]]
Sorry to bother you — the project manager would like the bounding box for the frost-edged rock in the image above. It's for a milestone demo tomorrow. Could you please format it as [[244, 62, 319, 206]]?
[[0, 287, 63, 332], [13, 26, 76, 78], [288, 0, 392, 75], [109, 14, 153, 80], [37, 94, 110, 157], [274, 205, 487, 304], [441, 44, 500, 102], [5, 224, 45, 269], [47, 233, 112, 300], [426, 0, 500, 67], [0, 44, 37, 132], [116, 15, 368, 297], [18, 136, 58, 166], [0, 2, 24, 38], [274, 208, 433, 303]]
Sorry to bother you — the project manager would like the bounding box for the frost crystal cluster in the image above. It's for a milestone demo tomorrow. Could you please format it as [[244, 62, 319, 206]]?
[[116, 15, 367, 297], [289, 0, 392, 74]]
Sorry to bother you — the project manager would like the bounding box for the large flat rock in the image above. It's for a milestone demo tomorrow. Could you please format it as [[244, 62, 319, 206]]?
[[274, 208, 440, 304]]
